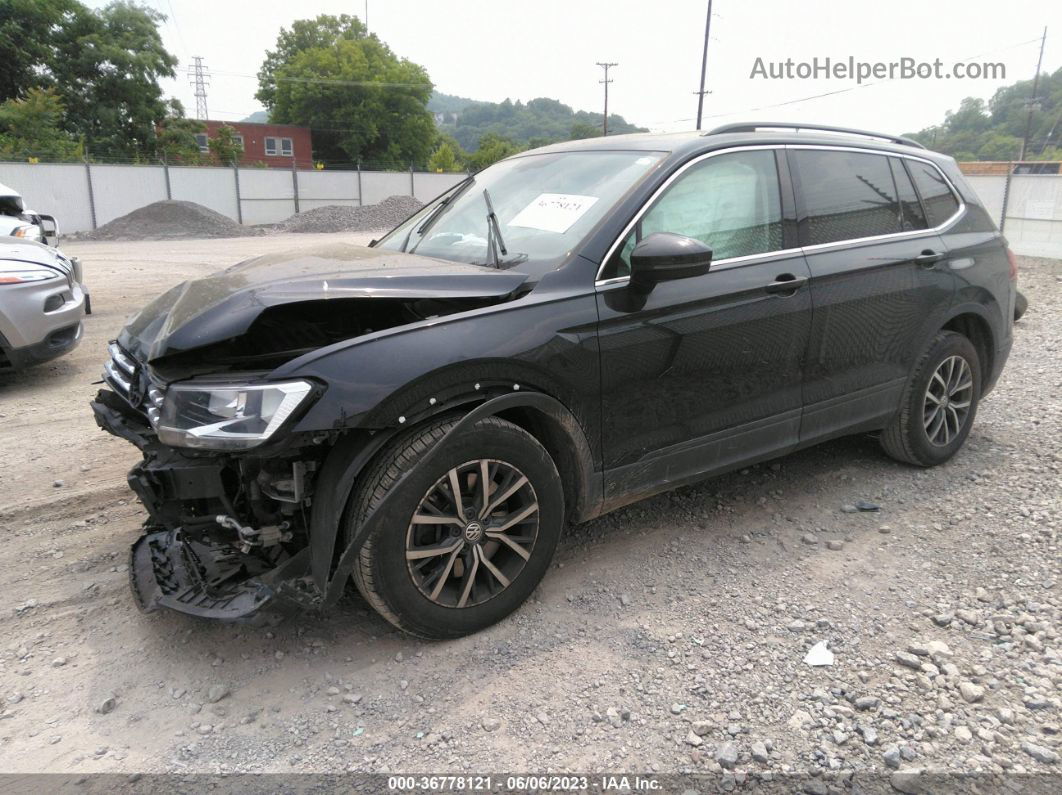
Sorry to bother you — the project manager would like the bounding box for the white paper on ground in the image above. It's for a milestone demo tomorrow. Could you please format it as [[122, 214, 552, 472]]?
[[508, 193, 599, 234], [803, 640, 834, 666]]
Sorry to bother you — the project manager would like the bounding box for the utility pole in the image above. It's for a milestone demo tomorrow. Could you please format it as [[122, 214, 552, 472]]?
[[187, 56, 210, 121], [1019, 26, 1047, 162], [695, 0, 714, 130], [596, 62, 617, 136]]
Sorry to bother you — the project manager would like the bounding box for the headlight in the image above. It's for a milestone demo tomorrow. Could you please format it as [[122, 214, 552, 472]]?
[[157, 380, 315, 450], [12, 224, 41, 240], [0, 265, 60, 284]]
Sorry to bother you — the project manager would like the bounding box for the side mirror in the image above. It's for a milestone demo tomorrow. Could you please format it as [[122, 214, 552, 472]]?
[[37, 214, 59, 248], [630, 232, 712, 286]]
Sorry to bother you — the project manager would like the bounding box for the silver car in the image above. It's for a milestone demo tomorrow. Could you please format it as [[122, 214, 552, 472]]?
[[0, 238, 86, 370]]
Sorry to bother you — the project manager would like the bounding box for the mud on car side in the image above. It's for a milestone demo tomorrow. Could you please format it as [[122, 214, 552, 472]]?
[[92, 124, 1014, 638]]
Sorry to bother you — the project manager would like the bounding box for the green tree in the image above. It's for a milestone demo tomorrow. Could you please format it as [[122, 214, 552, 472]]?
[[256, 14, 368, 110], [467, 132, 523, 171], [569, 121, 601, 140], [258, 14, 435, 166], [50, 1, 177, 158], [208, 124, 244, 165], [156, 109, 206, 164], [427, 141, 460, 172], [0, 88, 81, 161], [907, 67, 1062, 160], [0, 0, 81, 103]]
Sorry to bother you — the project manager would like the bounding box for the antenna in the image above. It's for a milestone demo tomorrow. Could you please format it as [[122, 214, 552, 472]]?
[[187, 56, 211, 120], [596, 62, 618, 136]]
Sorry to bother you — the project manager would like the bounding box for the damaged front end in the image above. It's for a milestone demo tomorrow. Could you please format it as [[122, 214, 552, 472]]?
[[92, 384, 323, 620], [91, 243, 530, 621]]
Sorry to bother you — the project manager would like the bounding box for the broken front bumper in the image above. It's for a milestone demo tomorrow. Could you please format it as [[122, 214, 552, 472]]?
[[130, 528, 313, 621], [92, 390, 320, 622]]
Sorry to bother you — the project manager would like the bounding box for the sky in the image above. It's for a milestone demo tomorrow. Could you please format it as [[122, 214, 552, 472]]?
[[92, 0, 1061, 137]]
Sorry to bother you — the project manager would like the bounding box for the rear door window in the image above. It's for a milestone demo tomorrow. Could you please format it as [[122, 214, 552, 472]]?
[[889, 157, 928, 232], [906, 160, 961, 227], [792, 150, 901, 245]]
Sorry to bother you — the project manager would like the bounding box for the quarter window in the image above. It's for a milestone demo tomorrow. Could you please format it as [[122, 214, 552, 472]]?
[[606, 149, 784, 279], [792, 150, 901, 245], [889, 157, 927, 231], [907, 160, 960, 227]]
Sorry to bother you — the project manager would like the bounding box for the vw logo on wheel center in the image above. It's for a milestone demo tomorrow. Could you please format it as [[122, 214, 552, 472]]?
[[463, 521, 485, 543]]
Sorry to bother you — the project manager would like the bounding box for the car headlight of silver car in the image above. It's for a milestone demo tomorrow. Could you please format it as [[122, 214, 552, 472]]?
[[157, 380, 315, 450], [0, 263, 61, 284]]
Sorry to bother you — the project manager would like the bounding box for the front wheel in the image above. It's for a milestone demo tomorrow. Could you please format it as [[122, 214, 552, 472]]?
[[347, 415, 564, 639], [880, 331, 981, 467]]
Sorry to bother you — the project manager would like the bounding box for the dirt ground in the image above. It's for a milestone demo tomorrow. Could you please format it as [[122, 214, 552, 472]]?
[[0, 238, 1058, 788]]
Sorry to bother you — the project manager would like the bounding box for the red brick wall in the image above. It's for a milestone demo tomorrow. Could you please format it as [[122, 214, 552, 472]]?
[[202, 121, 314, 169]]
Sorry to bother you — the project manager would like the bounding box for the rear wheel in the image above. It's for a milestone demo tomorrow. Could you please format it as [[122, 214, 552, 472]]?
[[880, 331, 981, 467], [348, 415, 564, 639]]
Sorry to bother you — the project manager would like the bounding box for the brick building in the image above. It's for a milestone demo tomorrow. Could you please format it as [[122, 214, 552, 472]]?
[[195, 121, 314, 169]]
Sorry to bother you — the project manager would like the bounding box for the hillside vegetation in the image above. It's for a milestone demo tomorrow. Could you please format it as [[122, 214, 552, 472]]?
[[906, 67, 1062, 161], [428, 92, 647, 151]]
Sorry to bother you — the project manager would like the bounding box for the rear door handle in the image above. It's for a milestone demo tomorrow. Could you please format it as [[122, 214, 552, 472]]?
[[914, 250, 946, 268], [764, 274, 808, 294]]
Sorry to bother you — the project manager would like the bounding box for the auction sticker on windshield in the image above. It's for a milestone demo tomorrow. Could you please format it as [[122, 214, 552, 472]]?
[[509, 193, 599, 234]]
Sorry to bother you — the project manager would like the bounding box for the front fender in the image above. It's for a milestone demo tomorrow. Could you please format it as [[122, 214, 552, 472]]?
[[309, 391, 600, 599]]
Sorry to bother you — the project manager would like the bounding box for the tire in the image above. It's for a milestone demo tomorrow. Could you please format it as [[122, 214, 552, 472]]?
[[347, 415, 564, 639], [880, 331, 981, 467], [1014, 290, 1028, 321]]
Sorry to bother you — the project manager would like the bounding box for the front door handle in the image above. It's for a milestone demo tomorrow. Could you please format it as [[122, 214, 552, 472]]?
[[764, 274, 808, 295], [914, 250, 946, 268]]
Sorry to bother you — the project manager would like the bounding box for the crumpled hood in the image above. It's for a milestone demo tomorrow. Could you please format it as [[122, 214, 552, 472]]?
[[119, 242, 530, 362]]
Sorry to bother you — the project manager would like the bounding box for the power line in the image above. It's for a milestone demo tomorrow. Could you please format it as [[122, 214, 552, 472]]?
[[208, 69, 429, 90], [187, 56, 210, 120], [596, 62, 618, 136]]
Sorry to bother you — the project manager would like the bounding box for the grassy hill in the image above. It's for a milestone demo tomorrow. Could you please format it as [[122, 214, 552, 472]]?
[[429, 91, 647, 151]]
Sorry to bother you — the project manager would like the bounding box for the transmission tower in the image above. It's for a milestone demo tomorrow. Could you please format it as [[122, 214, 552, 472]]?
[[187, 56, 211, 120], [596, 62, 617, 136]]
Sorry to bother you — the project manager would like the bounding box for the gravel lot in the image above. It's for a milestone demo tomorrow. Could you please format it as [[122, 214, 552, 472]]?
[[0, 238, 1058, 790]]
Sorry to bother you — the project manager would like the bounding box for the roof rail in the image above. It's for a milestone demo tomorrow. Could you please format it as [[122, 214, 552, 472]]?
[[707, 122, 927, 150]]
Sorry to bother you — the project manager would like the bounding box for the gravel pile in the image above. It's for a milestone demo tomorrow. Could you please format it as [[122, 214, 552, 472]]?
[[79, 200, 261, 241], [270, 195, 422, 234]]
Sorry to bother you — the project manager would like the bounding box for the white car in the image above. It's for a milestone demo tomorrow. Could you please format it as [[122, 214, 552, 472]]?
[[0, 181, 60, 246]]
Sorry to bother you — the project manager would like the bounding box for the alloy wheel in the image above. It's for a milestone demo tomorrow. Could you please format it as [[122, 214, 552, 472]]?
[[405, 459, 539, 608], [922, 355, 974, 446]]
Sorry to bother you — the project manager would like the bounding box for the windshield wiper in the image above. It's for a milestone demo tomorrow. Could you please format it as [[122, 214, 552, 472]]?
[[402, 176, 473, 252], [483, 188, 507, 269]]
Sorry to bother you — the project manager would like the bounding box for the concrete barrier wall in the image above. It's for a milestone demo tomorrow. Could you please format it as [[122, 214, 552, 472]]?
[[963, 173, 1062, 259], [0, 161, 466, 233]]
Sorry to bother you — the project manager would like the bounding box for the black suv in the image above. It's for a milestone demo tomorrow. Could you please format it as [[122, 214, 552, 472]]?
[[93, 123, 1015, 638]]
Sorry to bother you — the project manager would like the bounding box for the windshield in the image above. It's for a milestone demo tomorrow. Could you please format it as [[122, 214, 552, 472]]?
[[376, 150, 664, 274]]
